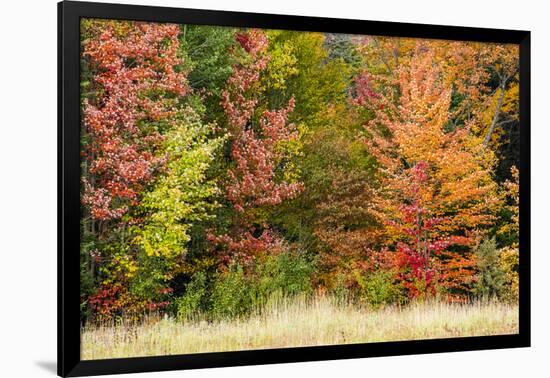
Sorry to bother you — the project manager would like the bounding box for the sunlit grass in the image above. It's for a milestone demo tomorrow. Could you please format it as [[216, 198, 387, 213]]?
[[81, 297, 518, 360]]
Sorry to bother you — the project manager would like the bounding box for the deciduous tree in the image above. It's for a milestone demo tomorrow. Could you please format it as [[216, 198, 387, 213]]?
[[353, 43, 501, 298], [82, 21, 188, 222], [212, 30, 304, 264]]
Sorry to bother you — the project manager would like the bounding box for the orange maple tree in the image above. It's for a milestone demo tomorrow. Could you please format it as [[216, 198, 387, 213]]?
[[354, 43, 502, 298]]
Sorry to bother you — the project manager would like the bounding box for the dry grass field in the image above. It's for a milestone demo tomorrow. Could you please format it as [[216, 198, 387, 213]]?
[[81, 297, 518, 360]]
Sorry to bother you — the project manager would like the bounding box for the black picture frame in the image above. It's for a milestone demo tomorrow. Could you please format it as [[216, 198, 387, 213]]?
[[58, 1, 531, 376]]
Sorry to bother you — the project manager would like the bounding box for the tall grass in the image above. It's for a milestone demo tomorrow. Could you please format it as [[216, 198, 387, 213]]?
[[81, 296, 518, 360]]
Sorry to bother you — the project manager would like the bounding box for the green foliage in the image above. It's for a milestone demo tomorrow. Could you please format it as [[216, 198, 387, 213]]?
[[129, 254, 172, 300], [127, 108, 224, 307], [324, 33, 363, 68], [354, 270, 404, 307], [179, 24, 237, 125], [134, 108, 224, 259], [176, 272, 208, 320], [250, 251, 314, 308], [474, 238, 506, 298], [260, 30, 368, 259], [209, 252, 314, 320], [262, 31, 353, 127], [174, 251, 314, 320], [210, 265, 251, 319], [179, 24, 237, 95]]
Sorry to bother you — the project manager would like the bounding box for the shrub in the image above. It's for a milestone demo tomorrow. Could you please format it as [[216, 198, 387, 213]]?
[[129, 253, 174, 303], [354, 269, 403, 307], [474, 238, 506, 299], [251, 251, 314, 308], [207, 251, 314, 319], [210, 265, 252, 319], [176, 272, 208, 320]]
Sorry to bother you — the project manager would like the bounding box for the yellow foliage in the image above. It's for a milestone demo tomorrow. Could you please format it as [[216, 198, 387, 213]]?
[[499, 246, 519, 303], [264, 33, 299, 90]]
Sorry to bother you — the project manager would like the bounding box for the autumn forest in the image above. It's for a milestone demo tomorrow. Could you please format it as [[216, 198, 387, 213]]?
[[79, 19, 520, 359]]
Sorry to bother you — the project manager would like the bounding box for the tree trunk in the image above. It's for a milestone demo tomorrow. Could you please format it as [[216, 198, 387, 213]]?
[[483, 84, 506, 148]]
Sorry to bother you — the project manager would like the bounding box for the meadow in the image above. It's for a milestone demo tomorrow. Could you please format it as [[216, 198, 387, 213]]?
[[81, 298, 518, 359]]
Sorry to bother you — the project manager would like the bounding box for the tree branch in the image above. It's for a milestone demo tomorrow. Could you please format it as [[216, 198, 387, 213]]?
[[483, 84, 506, 148]]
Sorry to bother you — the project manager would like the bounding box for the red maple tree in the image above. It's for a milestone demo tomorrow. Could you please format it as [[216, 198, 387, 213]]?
[[82, 22, 188, 221], [212, 30, 304, 264]]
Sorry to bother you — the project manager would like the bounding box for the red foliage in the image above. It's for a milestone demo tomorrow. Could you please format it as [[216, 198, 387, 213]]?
[[221, 30, 268, 136], [208, 228, 283, 266], [235, 30, 268, 54], [81, 22, 188, 221], [88, 284, 124, 319], [88, 283, 172, 321], [226, 98, 303, 213], [388, 162, 476, 299], [222, 30, 303, 214], [212, 30, 304, 263], [353, 72, 379, 103]]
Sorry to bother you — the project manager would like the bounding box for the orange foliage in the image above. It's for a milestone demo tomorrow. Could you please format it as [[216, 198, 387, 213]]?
[[354, 43, 502, 298]]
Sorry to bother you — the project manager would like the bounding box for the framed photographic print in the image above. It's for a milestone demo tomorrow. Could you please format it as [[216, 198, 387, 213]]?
[[58, 1, 531, 376]]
